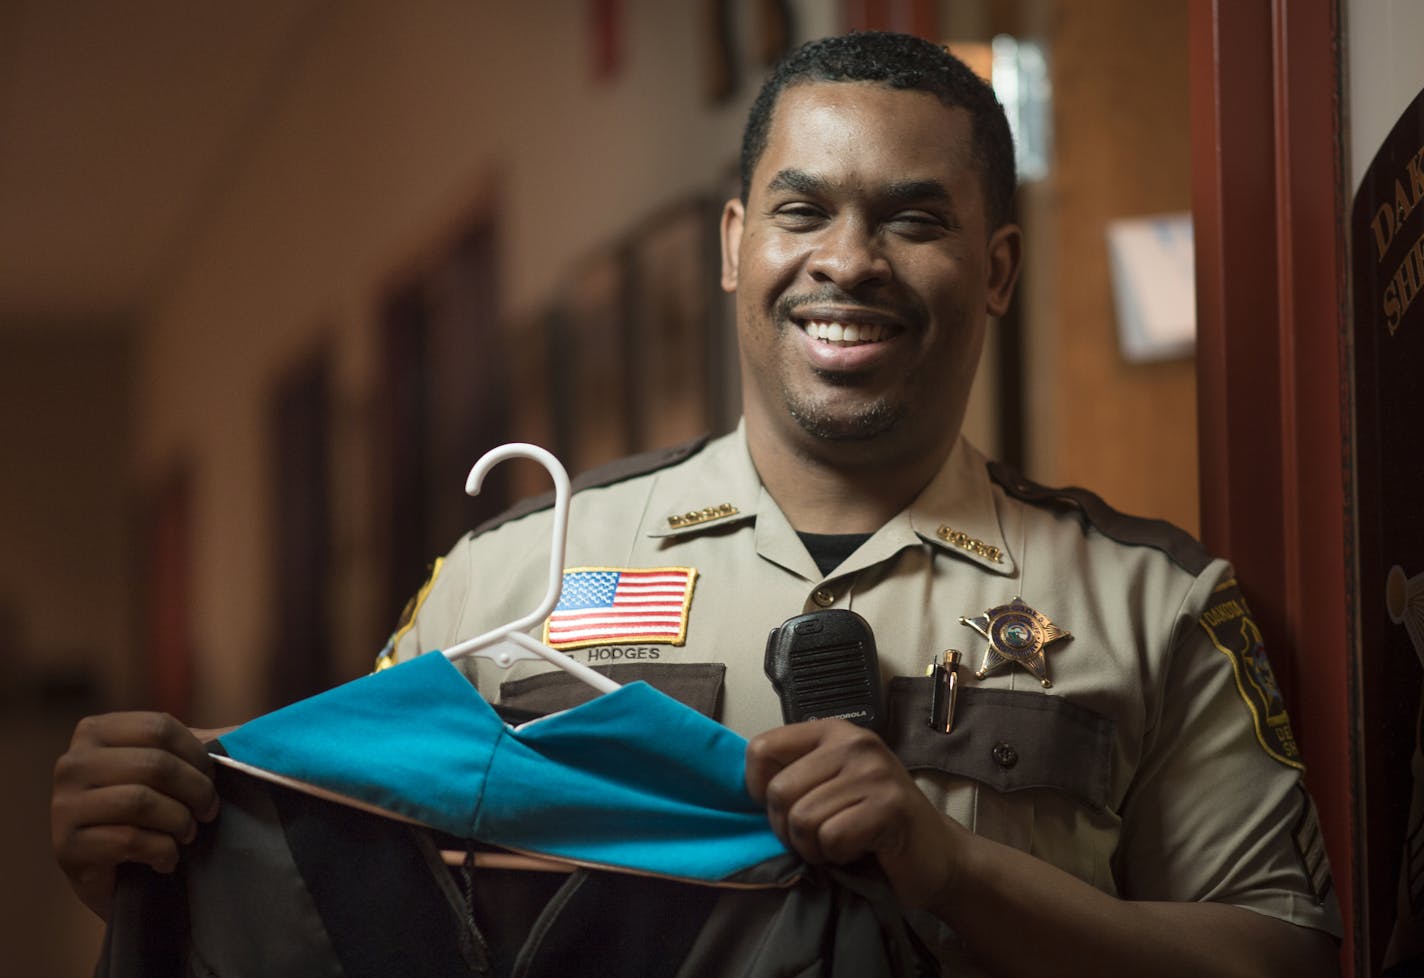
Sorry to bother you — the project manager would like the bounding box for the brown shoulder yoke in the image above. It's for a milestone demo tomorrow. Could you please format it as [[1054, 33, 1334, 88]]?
[[469, 435, 712, 539], [987, 460, 1213, 576]]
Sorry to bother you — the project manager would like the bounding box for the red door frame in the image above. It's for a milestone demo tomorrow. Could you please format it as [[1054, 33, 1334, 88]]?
[[1189, 0, 1356, 973]]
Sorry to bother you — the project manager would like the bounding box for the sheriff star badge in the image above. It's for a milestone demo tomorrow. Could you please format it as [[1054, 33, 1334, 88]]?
[[960, 597, 1071, 688]]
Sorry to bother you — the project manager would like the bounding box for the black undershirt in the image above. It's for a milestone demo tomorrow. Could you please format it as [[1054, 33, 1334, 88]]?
[[797, 532, 872, 577]]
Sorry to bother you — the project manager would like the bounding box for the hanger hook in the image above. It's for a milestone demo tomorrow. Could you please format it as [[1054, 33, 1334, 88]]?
[[439, 445, 617, 692], [461, 443, 570, 639]]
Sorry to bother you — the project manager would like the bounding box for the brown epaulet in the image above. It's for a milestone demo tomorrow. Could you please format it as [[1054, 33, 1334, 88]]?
[[987, 460, 1213, 576], [469, 435, 712, 538]]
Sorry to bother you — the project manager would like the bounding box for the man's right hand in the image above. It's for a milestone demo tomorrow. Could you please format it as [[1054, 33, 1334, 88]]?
[[50, 712, 220, 921]]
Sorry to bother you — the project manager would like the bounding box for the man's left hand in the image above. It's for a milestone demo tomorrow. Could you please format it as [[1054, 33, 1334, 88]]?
[[744, 719, 964, 909]]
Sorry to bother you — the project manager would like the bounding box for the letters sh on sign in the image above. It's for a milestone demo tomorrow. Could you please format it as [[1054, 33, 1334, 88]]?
[[1350, 84, 1424, 974]]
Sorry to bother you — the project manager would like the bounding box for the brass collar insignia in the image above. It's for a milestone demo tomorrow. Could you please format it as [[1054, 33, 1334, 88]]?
[[960, 598, 1071, 687], [667, 503, 739, 529], [936, 525, 1004, 563]]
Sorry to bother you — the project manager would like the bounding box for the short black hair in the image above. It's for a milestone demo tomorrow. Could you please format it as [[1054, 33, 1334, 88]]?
[[739, 31, 1017, 230]]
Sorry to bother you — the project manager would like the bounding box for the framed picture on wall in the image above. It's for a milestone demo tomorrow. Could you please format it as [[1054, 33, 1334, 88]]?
[[373, 209, 509, 628], [628, 198, 718, 451], [425, 218, 510, 541], [552, 247, 636, 475], [267, 348, 334, 707], [138, 459, 196, 718], [503, 307, 561, 500], [710, 162, 744, 434]]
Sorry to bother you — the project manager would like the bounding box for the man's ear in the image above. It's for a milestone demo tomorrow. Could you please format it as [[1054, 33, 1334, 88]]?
[[720, 198, 744, 294], [985, 222, 1023, 318]]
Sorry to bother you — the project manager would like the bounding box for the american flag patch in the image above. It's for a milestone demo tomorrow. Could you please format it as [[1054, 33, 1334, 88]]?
[[542, 567, 698, 650]]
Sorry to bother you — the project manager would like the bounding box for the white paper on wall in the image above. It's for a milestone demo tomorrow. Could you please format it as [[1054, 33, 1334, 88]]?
[[1105, 212, 1196, 362]]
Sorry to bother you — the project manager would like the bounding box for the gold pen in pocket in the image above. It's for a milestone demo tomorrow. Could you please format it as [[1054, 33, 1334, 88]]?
[[928, 650, 960, 734]]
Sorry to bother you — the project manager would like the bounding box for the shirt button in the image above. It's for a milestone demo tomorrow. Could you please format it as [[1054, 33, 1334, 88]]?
[[992, 742, 1019, 768], [811, 588, 835, 608]]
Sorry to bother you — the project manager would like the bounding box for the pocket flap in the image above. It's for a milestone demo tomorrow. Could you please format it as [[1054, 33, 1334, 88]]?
[[500, 663, 727, 720], [885, 678, 1114, 811]]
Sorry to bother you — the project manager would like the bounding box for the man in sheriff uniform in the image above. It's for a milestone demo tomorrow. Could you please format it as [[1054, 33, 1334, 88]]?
[[53, 32, 1340, 976]]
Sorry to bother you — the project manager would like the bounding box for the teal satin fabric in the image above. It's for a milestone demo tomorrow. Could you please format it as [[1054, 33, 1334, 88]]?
[[219, 652, 787, 881]]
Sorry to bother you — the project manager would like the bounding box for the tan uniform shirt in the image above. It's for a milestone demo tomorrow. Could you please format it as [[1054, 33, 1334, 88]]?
[[383, 425, 1341, 969]]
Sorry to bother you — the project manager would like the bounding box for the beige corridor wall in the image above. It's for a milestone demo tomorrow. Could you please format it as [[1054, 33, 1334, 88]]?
[[1024, 0, 1198, 533], [133, 0, 1197, 724], [0, 331, 132, 700], [135, 1, 840, 722]]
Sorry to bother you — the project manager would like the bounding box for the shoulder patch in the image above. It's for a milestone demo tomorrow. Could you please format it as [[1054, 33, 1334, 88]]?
[[987, 461, 1212, 575], [1198, 579, 1304, 770], [374, 556, 444, 672], [469, 435, 711, 539]]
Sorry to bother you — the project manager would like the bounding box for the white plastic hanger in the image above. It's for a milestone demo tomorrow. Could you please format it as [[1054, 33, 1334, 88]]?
[[215, 446, 601, 876], [440, 443, 620, 695], [441, 443, 610, 873]]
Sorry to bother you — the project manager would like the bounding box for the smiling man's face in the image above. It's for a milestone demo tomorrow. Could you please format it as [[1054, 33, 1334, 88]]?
[[722, 81, 1019, 465]]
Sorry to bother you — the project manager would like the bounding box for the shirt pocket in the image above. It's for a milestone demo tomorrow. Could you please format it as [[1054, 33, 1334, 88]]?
[[884, 678, 1114, 812], [499, 662, 727, 720]]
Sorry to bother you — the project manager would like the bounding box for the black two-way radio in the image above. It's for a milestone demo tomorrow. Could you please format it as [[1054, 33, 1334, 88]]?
[[764, 609, 885, 734]]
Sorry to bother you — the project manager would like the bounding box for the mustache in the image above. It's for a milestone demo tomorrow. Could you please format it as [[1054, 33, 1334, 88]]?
[[774, 287, 917, 325]]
